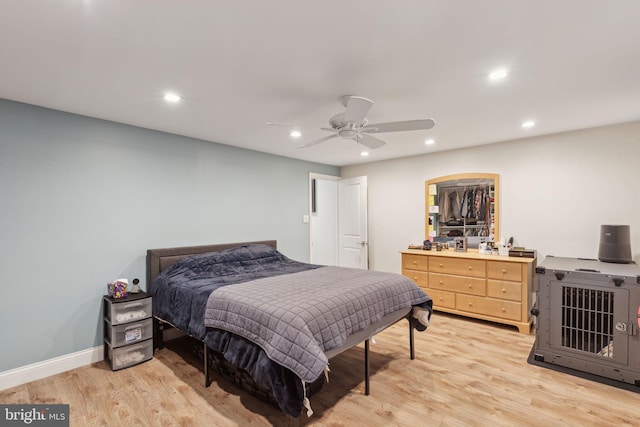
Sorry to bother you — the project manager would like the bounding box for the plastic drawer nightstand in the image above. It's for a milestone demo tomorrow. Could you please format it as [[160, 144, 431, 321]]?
[[103, 291, 153, 370]]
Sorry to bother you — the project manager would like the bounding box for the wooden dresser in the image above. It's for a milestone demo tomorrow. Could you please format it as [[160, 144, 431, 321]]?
[[401, 249, 536, 334]]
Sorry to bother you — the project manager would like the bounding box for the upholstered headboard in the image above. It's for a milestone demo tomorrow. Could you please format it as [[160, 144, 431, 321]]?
[[146, 240, 277, 291]]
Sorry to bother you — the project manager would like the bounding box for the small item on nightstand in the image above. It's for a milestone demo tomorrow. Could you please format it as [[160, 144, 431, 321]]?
[[107, 278, 128, 299], [130, 278, 140, 293], [408, 243, 423, 249]]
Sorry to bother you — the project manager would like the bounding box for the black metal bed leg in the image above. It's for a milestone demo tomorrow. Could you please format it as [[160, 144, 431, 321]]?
[[409, 317, 415, 360], [153, 318, 165, 350], [364, 338, 370, 395], [204, 344, 212, 387]]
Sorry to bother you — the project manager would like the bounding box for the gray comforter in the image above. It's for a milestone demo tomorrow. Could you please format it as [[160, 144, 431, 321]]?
[[204, 265, 432, 383]]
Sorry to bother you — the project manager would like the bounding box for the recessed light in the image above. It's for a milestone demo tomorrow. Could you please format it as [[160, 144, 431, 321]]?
[[361, 151, 369, 157], [488, 69, 508, 81], [290, 130, 302, 138], [424, 139, 435, 145], [521, 120, 535, 129], [163, 92, 182, 103]]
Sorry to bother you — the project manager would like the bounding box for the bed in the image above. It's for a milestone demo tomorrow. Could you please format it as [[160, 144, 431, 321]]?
[[147, 240, 432, 419]]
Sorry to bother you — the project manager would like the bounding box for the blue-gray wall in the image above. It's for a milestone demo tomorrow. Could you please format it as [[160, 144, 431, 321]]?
[[0, 98, 338, 372]]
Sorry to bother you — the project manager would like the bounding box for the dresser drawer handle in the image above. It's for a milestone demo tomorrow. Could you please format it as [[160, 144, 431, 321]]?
[[502, 288, 506, 293], [439, 263, 444, 268], [413, 261, 418, 265], [502, 269, 507, 273], [501, 308, 506, 312], [413, 277, 418, 280], [468, 266, 473, 270], [468, 284, 473, 289], [439, 280, 444, 285], [439, 297, 444, 301], [468, 302, 473, 307]]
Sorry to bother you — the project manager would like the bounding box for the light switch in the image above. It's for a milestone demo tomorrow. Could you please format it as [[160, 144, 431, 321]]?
[[303, 215, 309, 223]]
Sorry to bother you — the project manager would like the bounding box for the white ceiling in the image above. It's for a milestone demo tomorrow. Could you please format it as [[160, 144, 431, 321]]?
[[2, 1, 640, 167]]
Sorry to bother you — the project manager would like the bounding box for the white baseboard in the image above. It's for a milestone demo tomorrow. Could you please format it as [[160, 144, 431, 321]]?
[[0, 346, 104, 391]]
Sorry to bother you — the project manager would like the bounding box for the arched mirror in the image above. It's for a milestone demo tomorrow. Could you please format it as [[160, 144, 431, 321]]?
[[426, 173, 499, 244]]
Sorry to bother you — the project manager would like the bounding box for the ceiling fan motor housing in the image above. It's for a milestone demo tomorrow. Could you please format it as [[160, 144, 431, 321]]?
[[329, 113, 368, 139]]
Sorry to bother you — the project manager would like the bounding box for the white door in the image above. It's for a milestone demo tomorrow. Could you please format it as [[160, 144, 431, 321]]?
[[338, 176, 368, 269]]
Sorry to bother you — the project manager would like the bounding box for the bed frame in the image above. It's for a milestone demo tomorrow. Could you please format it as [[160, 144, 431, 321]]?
[[146, 240, 417, 413]]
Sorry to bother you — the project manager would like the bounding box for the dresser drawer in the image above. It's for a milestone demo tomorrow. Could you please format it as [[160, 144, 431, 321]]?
[[487, 261, 522, 281], [429, 273, 485, 296], [104, 297, 152, 325], [402, 254, 428, 271], [105, 317, 153, 347], [403, 269, 429, 288], [105, 338, 153, 370], [487, 279, 522, 302], [456, 294, 522, 321], [429, 257, 486, 278], [427, 289, 456, 309]]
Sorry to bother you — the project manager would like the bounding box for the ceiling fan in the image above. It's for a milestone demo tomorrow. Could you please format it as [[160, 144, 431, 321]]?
[[299, 95, 435, 149]]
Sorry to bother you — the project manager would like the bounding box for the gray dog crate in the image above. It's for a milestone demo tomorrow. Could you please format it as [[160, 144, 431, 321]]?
[[533, 256, 640, 386]]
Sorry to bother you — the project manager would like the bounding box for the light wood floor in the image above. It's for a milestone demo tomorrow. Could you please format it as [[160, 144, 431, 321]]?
[[1, 313, 638, 426]]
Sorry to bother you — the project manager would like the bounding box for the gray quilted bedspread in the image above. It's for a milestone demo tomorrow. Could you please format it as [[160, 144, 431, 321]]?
[[204, 265, 431, 383]]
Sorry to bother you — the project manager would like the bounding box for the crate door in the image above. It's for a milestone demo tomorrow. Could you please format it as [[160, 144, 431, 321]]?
[[550, 281, 629, 365]]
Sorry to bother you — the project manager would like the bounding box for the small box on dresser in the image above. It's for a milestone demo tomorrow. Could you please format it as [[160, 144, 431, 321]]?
[[103, 291, 153, 370]]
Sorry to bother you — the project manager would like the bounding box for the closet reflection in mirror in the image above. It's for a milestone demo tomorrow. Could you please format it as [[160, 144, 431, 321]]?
[[426, 173, 499, 245]]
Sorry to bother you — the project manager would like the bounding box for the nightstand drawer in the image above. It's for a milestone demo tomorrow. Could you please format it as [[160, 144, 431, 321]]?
[[105, 317, 153, 347], [105, 297, 152, 325], [106, 338, 153, 370]]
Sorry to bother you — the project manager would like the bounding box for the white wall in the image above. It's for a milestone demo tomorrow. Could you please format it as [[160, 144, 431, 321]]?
[[341, 120, 640, 274]]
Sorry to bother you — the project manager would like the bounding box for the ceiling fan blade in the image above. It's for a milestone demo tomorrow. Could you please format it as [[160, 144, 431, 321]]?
[[298, 133, 338, 148], [265, 122, 300, 129], [357, 133, 386, 149], [362, 118, 436, 133], [343, 96, 373, 124]]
